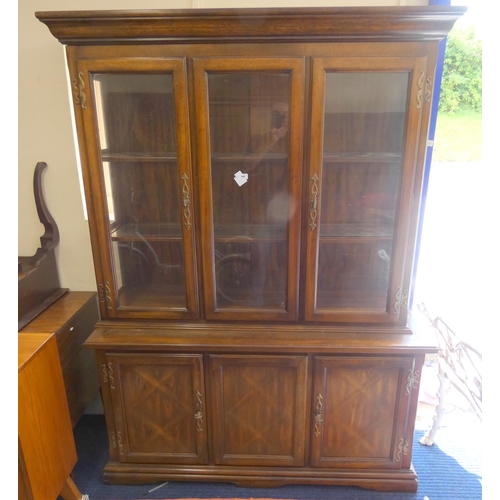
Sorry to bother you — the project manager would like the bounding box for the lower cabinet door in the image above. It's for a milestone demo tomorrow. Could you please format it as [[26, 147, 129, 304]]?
[[311, 356, 414, 469], [209, 354, 308, 466], [106, 353, 208, 464]]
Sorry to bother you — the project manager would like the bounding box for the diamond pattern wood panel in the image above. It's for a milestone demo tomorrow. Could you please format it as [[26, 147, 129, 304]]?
[[311, 356, 414, 468], [107, 354, 207, 464], [210, 354, 308, 466]]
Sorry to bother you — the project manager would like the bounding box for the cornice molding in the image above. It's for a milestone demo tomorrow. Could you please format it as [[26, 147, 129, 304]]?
[[36, 6, 467, 45]]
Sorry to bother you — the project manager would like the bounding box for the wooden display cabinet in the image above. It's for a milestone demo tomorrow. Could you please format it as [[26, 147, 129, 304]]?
[[36, 6, 465, 493]]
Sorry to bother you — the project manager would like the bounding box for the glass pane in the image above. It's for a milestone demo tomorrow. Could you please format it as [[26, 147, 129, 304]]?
[[208, 73, 291, 310], [317, 72, 408, 311], [94, 74, 187, 309]]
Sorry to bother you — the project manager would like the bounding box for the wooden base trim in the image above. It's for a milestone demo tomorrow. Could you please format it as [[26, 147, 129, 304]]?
[[103, 462, 418, 493]]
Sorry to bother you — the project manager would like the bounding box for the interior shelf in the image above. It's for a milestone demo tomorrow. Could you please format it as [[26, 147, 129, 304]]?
[[102, 152, 289, 165], [101, 151, 178, 162], [111, 223, 183, 241], [211, 153, 288, 162], [315, 289, 389, 311], [118, 283, 187, 310], [216, 289, 286, 310], [214, 224, 287, 242], [322, 152, 401, 163], [319, 223, 393, 240], [111, 222, 393, 242]]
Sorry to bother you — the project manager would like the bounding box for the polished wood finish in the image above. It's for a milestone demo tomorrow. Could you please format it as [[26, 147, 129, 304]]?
[[105, 353, 207, 464], [55, 39, 440, 325], [86, 326, 428, 491], [75, 58, 199, 320], [18, 333, 81, 500], [194, 57, 303, 321], [21, 291, 100, 427], [36, 6, 464, 493], [86, 324, 435, 355], [18, 162, 68, 330], [305, 56, 428, 323], [311, 356, 414, 469], [35, 7, 466, 44], [210, 355, 307, 466]]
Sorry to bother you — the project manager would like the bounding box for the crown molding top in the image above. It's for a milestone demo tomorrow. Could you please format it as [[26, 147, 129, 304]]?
[[35, 6, 467, 45]]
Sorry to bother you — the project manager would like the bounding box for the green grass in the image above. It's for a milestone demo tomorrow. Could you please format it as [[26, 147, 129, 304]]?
[[432, 111, 482, 161]]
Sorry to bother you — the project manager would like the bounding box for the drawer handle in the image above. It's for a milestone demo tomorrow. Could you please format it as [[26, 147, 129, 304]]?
[[314, 393, 324, 437]]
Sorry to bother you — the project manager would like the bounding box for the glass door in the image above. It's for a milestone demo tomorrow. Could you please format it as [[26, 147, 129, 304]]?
[[305, 57, 428, 323], [194, 58, 304, 321], [77, 59, 198, 319]]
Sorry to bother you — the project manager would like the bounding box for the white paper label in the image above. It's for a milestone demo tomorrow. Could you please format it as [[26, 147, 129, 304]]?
[[234, 170, 249, 187]]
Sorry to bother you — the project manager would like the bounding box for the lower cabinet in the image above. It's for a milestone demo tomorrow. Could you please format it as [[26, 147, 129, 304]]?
[[97, 349, 423, 492]]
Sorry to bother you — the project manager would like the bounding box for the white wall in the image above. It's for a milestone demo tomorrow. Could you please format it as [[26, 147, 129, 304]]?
[[18, 0, 428, 291]]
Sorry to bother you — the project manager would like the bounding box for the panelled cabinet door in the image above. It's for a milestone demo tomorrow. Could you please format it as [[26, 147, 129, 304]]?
[[104, 353, 207, 464], [305, 56, 428, 323], [75, 58, 198, 320], [194, 58, 304, 321], [209, 354, 308, 466], [311, 356, 415, 469]]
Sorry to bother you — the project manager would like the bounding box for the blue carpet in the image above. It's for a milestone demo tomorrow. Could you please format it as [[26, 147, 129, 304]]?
[[66, 414, 482, 500]]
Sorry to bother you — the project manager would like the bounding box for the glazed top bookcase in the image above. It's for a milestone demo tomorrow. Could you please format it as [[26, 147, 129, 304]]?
[[36, 6, 465, 493]]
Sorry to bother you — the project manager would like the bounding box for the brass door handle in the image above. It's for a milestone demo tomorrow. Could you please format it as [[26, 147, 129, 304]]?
[[194, 390, 204, 432], [314, 393, 324, 437], [309, 173, 319, 231], [181, 173, 192, 230]]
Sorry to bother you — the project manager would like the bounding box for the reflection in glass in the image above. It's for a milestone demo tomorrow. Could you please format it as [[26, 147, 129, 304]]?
[[316, 72, 409, 311], [208, 73, 291, 310], [94, 74, 187, 309]]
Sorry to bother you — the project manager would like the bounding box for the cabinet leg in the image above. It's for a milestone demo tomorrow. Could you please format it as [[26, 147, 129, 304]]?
[[60, 476, 83, 500]]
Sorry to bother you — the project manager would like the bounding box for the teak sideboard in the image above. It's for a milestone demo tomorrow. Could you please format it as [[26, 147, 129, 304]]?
[[36, 6, 465, 493], [19, 333, 81, 500]]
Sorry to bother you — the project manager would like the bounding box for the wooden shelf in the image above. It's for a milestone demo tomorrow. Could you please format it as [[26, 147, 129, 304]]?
[[101, 151, 177, 163], [214, 223, 287, 242], [111, 222, 393, 243], [216, 289, 286, 310], [111, 223, 183, 242], [211, 152, 288, 162], [316, 289, 389, 311], [112, 223, 289, 242], [323, 152, 401, 164], [118, 283, 187, 310], [319, 223, 393, 241]]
